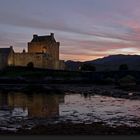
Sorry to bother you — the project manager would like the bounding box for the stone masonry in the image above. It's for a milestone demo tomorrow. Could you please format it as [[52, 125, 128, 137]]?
[[0, 33, 65, 70]]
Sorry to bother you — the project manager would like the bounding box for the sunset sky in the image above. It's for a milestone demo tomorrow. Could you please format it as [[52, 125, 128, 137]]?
[[0, 0, 140, 61]]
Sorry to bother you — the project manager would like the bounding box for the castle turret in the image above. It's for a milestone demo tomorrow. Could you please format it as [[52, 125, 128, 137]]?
[[33, 34, 38, 39], [50, 33, 54, 38]]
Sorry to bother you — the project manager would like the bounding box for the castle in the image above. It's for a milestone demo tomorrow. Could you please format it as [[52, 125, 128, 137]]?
[[0, 33, 65, 70]]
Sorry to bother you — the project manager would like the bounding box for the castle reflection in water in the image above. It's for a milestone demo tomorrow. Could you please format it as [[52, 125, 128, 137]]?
[[0, 92, 64, 118]]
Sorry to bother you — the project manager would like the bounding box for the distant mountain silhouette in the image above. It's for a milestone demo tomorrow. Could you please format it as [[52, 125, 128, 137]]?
[[65, 60, 82, 71], [86, 54, 140, 65], [65, 54, 140, 71]]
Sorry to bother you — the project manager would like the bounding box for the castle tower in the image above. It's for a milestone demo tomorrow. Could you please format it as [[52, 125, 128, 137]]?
[[28, 33, 59, 61]]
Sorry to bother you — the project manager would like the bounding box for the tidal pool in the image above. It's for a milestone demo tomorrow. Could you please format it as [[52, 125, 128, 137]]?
[[0, 91, 140, 131]]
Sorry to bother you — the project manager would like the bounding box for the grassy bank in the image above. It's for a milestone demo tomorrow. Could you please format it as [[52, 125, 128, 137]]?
[[1, 66, 140, 85], [0, 66, 83, 78]]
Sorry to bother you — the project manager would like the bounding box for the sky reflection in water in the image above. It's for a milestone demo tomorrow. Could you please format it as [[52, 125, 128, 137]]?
[[0, 92, 140, 131]]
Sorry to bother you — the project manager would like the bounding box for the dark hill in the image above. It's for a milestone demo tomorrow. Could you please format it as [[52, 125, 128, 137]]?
[[65, 60, 83, 71], [87, 54, 140, 65], [65, 54, 140, 71]]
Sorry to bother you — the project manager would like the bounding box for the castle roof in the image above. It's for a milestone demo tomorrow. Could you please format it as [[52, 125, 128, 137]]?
[[0, 48, 12, 54], [31, 33, 56, 43]]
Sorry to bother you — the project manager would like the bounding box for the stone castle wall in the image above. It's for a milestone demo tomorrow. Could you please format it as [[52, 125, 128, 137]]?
[[28, 41, 59, 61], [0, 33, 65, 70], [0, 53, 8, 69], [13, 53, 44, 68], [11, 53, 64, 70], [8, 50, 15, 66], [0, 47, 14, 69]]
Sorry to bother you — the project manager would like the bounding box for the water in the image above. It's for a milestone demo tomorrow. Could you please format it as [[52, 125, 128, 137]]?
[[0, 91, 140, 131]]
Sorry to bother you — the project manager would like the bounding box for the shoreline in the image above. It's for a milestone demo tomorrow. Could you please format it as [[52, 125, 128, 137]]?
[[0, 83, 140, 100]]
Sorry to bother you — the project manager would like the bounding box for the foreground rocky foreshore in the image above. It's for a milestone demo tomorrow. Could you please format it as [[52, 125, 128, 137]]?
[[1, 122, 140, 135], [1, 83, 140, 135]]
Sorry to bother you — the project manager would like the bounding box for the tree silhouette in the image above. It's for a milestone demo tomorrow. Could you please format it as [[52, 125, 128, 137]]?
[[119, 75, 136, 87], [80, 64, 96, 72], [119, 64, 128, 71]]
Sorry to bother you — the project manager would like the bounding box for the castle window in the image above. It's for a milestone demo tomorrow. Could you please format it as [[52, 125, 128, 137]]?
[[43, 47, 47, 53], [36, 55, 41, 60]]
